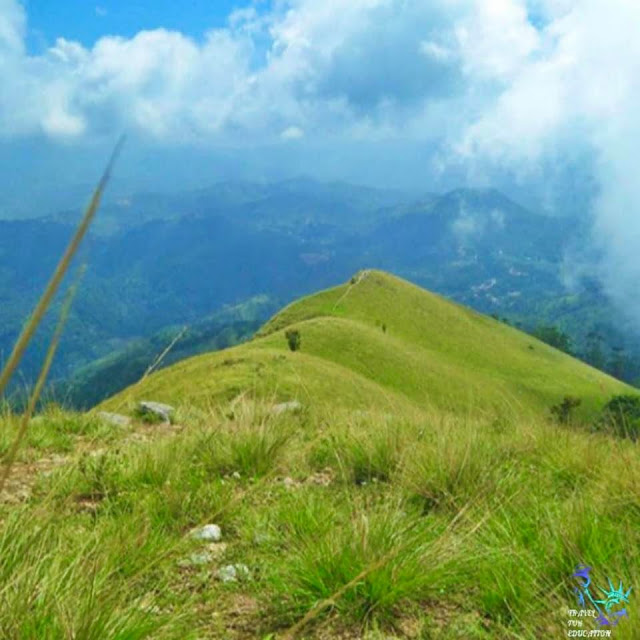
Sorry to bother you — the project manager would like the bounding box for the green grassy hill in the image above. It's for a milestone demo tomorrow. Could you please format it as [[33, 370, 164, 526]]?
[[104, 270, 630, 421], [3, 270, 638, 640]]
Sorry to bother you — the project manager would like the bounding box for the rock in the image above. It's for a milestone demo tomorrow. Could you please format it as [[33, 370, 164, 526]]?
[[138, 401, 174, 424], [307, 469, 333, 487], [178, 542, 227, 568], [231, 471, 241, 480], [97, 412, 131, 427], [190, 524, 222, 542], [271, 400, 302, 415], [179, 552, 214, 567], [207, 542, 228, 559], [217, 564, 251, 583]]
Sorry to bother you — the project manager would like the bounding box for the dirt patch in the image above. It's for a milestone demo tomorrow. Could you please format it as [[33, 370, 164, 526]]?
[[0, 454, 67, 504]]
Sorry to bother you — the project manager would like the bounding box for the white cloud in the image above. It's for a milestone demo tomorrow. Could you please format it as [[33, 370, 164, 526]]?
[[0, 0, 25, 55], [452, 0, 640, 321], [456, 0, 541, 81], [0, 0, 472, 141], [280, 125, 304, 139], [420, 40, 454, 62]]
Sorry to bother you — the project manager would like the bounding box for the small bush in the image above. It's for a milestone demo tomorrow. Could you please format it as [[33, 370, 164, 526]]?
[[550, 396, 581, 424], [285, 329, 301, 352], [599, 394, 640, 440]]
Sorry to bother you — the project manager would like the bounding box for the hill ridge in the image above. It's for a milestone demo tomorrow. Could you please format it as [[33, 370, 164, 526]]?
[[103, 270, 632, 422]]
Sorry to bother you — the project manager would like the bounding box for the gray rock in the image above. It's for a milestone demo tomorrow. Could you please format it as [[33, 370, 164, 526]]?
[[190, 524, 222, 542], [271, 400, 302, 415], [138, 401, 174, 423], [97, 411, 132, 428], [179, 552, 214, 567], [217, 564, 251, 583]]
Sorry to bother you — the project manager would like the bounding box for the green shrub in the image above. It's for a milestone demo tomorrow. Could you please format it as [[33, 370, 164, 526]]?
[[285, 329, 301, 352], [549, 396, 581, 424], [599, 394, 640, 440]]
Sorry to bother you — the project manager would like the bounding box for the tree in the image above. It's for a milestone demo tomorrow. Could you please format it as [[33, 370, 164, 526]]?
[[532, 325, 573, 354], [584, 329, 605, 370], [285, 329, 301, 352], [550, 396, 581, 424], [608, 345, 627, 380]]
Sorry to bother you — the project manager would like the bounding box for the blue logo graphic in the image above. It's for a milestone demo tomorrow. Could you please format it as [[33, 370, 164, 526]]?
[[572, 564, 632, 627]]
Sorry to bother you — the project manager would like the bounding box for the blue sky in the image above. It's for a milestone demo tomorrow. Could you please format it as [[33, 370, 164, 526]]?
[[24, 0, 258, 51]]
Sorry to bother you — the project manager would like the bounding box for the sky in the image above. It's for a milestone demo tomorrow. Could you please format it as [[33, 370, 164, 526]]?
[[23, 1, 261, 51], [1, 0, 640, 320]]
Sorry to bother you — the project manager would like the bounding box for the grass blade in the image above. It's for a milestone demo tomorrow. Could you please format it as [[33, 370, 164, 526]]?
[[0, 136, 125, 400], [0, 270, 83, 495]]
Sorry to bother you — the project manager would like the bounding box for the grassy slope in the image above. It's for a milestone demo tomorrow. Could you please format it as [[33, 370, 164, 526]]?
[[104, 270, 631, 421], [103, 345, 418, 416], [2, 400, 638, 639], [3, 271, 639, 639]]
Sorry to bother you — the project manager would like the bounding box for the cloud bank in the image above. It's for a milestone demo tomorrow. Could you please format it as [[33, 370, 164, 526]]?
[[0, 0, 541, 144]]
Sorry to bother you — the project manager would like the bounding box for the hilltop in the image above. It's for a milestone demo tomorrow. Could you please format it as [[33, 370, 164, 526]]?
[[104, 270, 630, 421]]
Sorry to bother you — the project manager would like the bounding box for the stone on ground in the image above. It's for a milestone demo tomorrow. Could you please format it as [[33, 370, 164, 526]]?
[[138, 401, 175, 424], [190, 524, 222, 542], [271, 400, 302, 415], [97, 411, 132, 427]]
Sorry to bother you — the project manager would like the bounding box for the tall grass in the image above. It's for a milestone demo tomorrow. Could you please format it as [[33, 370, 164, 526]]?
[[0, 399, 638, 638], [0, 139, 123, 494]]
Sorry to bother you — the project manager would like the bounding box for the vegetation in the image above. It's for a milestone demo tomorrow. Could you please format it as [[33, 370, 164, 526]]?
[[599, 394, 640, 440], [550, 395, 582, 424], [2, 271, 638, 638], [5, 182, 640, 404], [107, 271, 631, 422], [532, 325, 573, 354], [0, 397, 638, 638], [57, 298, 273, 409], [285, 329, 301, 352]]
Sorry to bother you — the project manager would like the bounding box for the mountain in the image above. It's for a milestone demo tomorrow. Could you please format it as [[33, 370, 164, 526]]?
[[0, 204, 347, 391], [2, 181, 638, 403], [352, 188, 583, 310], [104, 271, 629, 421], [45, 178, 416, 237]]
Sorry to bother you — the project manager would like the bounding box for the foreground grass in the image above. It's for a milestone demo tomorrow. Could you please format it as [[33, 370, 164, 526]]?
[[0, 400, 638, 638]]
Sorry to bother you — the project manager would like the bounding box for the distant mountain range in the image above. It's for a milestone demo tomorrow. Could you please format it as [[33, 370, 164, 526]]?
[[1, 178, 637, 405]]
